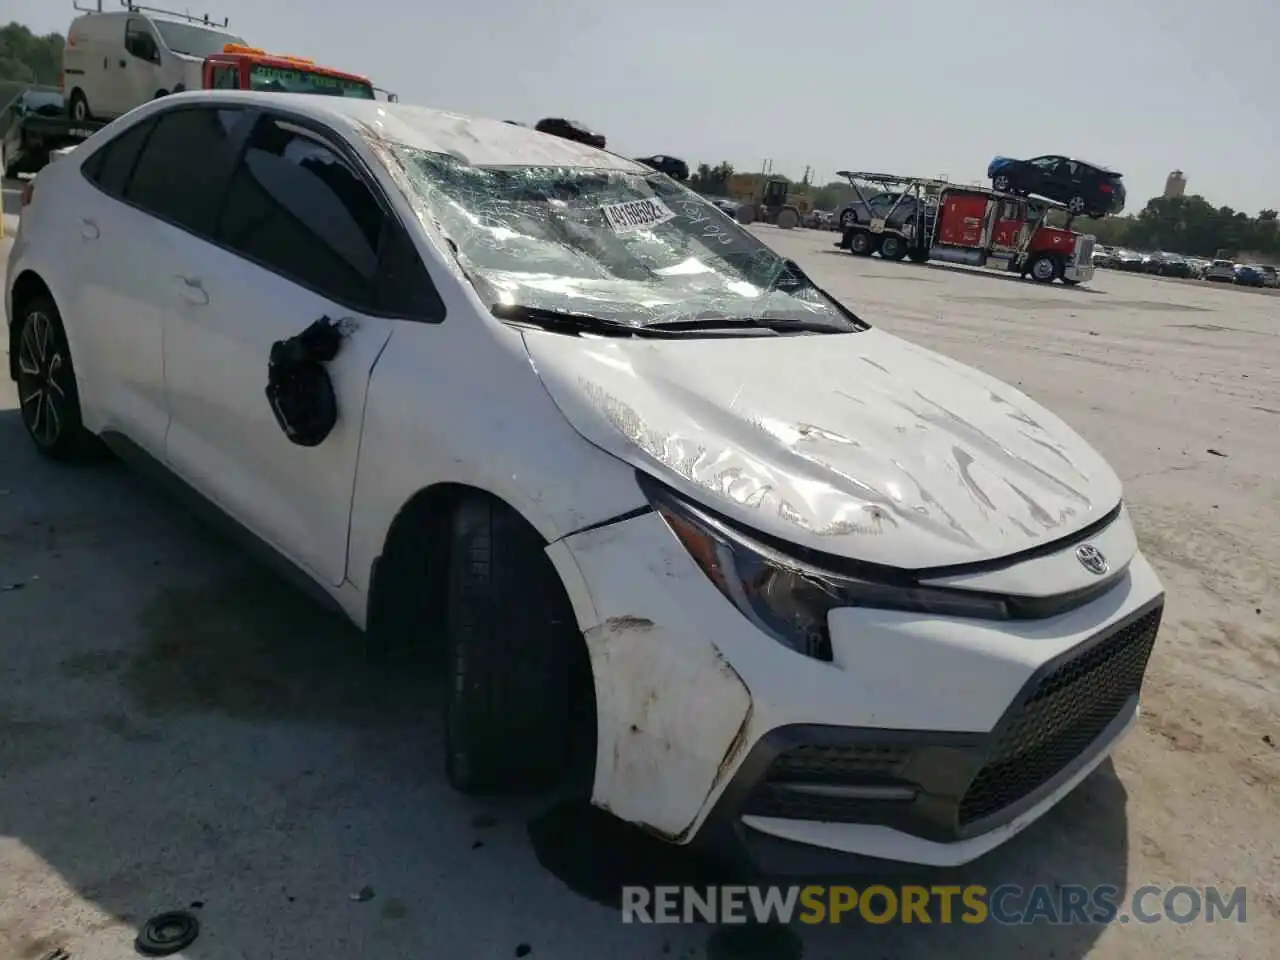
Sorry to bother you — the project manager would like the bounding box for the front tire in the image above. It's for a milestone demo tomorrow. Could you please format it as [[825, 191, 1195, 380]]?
[[775, 207, 800, 230], [14, 296, 99, 461], [993, 173, 1010, 192], [443, 496, 586, 794], [1027, 253, 1062, 283]]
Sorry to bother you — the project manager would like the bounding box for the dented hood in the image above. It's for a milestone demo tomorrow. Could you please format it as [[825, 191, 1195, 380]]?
[[523, 327, 1123, 569]]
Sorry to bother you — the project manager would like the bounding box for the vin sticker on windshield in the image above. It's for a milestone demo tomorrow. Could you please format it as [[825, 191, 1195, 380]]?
[[600, 197, 676, 233]]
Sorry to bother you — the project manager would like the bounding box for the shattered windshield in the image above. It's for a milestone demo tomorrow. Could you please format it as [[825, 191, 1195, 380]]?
[[390, 147, 864, 332]]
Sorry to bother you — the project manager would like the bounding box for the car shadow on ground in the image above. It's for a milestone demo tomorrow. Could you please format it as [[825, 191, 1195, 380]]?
[[0, 405, 1129, 960]]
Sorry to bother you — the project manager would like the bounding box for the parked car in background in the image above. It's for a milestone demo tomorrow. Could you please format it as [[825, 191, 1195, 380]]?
[[6, 89, 1167, 876], [987, 155, 1126, 217], [1114, 249, 1146, 272], [1234, 264, 1266, 287], [634, 155, 689, 181], [1144, 252, 1192, 278], [1253, 264, 1278, 287], [1204, 259, 1238, 282], [1092, 245, 1118, 268], [704, 195, 741, 218]]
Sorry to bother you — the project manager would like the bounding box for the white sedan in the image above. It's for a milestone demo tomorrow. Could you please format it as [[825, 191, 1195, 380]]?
[[6, 91, 1165, 874]]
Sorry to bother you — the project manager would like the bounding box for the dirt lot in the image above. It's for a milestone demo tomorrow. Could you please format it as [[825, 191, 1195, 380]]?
[[1, 229, 1277, 959]]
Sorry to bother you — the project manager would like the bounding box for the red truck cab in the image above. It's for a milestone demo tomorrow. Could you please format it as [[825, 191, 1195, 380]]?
[[202, 44, 376, 99], [932, 189, 1095, 285]]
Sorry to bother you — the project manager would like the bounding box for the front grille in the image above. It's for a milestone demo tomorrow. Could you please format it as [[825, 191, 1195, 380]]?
[[958, 605, 1162, 826], [1075, 235, 1096, 265]]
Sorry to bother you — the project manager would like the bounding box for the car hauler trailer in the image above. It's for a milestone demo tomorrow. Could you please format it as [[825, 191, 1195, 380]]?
[[835, 171, 1096, 285]]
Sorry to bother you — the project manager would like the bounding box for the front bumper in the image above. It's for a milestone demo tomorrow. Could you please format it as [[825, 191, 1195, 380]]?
[[552, 504, 1165, 874], [1064, 263, 1095, 283]]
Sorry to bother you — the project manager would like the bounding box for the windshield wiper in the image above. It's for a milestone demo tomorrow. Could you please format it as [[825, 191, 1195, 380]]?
[[492, 303, 643, 337], [643, 316, 842, 334]]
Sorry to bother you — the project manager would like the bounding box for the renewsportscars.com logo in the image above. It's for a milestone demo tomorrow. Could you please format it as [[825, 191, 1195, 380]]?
[[621, 884, 1249, 926]]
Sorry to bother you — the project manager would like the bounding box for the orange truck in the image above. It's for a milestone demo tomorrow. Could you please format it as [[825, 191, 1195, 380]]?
[[202, 44, 380, 100]]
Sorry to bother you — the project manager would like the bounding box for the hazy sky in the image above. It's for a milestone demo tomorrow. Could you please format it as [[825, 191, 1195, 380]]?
[[12, 0, 1278, 214]]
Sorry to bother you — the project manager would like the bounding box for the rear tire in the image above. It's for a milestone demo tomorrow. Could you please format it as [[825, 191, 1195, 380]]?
[[993, 173, 1010, 192], [848, 230, 874, 256], [879, 235, 908, 261], [443, 496, 587, 794], [14, 296, 102, 462], [68, 89, 90, 122]]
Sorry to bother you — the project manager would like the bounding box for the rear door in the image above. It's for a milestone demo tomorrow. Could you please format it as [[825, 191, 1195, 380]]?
[[161, 110, 443, 586]]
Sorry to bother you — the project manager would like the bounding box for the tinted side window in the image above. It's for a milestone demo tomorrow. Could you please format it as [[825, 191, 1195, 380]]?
[[123, 107, 246, 236], [216, 117, 385, 308], [84, 118, 156, 196]]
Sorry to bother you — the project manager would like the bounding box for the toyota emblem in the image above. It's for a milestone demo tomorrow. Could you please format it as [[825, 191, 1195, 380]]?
[[1076, 544, 1109, 575]]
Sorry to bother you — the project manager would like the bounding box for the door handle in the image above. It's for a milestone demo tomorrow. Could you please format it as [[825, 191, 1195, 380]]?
[[173, 275, 208, 306], [79, 218, 99, 240]]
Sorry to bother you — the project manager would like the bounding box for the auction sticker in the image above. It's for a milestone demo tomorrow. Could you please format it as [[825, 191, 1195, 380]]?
[[601, 197, 676, 233]]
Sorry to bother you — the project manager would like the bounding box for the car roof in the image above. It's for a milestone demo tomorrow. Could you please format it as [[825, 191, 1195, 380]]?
[[149, 91, 644, 171], [1067, 158, 1121, 175]]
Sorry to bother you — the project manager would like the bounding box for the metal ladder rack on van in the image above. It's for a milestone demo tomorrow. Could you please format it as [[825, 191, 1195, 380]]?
[[71, 1, 230, 28]]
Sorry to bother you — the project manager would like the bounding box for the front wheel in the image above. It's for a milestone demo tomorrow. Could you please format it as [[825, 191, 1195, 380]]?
[[775, 207, 800, 230], [993, 174, 1010, 192], [1027, 253, 1062, 283], [443, 497, 587, 795], [14, 296, 100, 461]]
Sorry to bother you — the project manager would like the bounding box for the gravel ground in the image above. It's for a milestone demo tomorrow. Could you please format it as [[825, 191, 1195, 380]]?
[[1, 228, 1276, 960]]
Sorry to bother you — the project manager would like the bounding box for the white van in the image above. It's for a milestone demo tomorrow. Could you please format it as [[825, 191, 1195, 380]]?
[[62, 3, 245, 121]]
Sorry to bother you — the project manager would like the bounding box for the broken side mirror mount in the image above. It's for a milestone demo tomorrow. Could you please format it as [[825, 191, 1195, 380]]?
[[265, 316, 346, 447]]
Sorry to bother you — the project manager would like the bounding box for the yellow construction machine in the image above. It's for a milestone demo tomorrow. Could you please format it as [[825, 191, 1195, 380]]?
[[727, 172, 812, 229]]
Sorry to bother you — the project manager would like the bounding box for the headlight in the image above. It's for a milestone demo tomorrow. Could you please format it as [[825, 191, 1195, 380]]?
[[638, 472, 1010, 661]]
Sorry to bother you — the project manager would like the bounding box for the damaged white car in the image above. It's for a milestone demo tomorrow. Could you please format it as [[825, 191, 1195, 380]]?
[[6, 91, 1165, 875]]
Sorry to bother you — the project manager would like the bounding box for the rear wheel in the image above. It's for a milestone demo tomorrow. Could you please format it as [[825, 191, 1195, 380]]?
[[879, 235, 908, 261], [443, 496, 589, 794], [848, 230, 874, 256], [993, 173, 1011, 192], [1067, 195, 1087, 215], [68, 89, 90, 122], [14, 296, 100, 461]]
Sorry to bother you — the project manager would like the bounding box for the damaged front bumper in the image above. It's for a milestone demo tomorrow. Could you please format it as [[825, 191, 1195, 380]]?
[[547, 494, 1165, 875]]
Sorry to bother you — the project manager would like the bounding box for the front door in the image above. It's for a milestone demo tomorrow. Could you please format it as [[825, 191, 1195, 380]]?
[[121, 18, 162, 110], [161, 111, 402, 586]]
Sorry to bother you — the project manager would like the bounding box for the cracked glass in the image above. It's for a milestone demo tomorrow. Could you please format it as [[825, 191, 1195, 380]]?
[[386, 146, 864, 332]]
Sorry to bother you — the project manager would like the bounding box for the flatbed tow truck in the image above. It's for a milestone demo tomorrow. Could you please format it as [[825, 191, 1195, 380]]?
[[834, 171, 1096, 285]]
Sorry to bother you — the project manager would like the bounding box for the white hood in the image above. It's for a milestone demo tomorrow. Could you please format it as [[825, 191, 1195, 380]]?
[[523, 327, 1122, 569]]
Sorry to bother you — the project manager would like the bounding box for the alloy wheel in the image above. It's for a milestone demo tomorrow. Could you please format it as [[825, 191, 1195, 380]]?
[[17, 311, 67, 448]]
